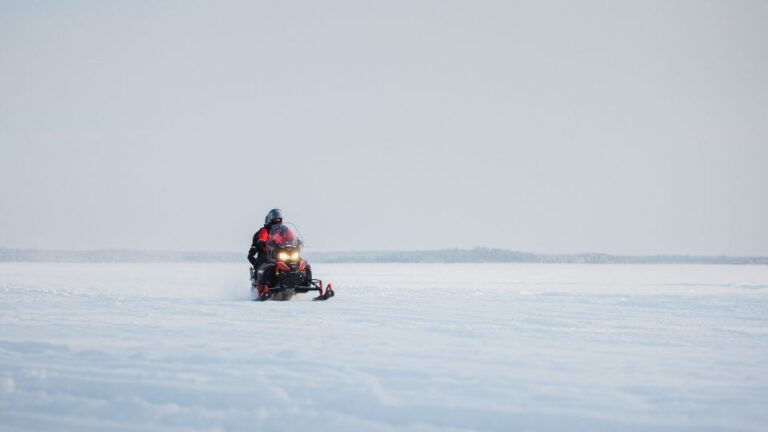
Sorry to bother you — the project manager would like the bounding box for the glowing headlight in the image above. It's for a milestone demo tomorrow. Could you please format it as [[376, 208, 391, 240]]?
[[278, 252, 290, 261], [291, 251, 300, 260]]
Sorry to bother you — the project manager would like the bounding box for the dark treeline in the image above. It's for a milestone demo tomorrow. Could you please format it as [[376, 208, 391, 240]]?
[[1, 248, 766, 265]]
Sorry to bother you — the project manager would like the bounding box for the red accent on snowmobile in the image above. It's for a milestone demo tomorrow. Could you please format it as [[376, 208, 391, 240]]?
[[255, 283, 272, 301]]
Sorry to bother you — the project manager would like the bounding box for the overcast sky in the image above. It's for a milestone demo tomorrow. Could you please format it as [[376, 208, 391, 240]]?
[[1, 0, 766, 255]]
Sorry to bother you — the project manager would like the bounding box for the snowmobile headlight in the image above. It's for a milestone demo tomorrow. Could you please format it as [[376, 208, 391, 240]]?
[[278, 251, 290, 261], [291, 251, 300, 260]]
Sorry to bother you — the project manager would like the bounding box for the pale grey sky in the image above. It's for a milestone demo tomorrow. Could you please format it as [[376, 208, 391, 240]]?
[[1, 0, 766, 255]]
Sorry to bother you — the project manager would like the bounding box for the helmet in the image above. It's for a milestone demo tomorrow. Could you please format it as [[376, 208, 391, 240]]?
[[265, 208, 283, 225]]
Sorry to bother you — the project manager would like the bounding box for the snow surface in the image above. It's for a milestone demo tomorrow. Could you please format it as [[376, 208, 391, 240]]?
[[1, 263, 767, 431]]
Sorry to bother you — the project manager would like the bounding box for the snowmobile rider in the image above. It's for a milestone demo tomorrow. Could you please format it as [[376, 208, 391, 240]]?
[[248, 208, 283, 270], [248, 209, 313, 296]]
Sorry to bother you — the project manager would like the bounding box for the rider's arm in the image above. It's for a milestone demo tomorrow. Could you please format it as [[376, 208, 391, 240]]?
[[247, 232, 260, 266]]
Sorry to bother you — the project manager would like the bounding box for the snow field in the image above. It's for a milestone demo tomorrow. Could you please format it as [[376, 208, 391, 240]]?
[[1, 263, 767, 431]]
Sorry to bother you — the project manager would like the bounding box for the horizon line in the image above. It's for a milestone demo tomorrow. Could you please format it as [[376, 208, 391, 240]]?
[[1, 247, 766, 261]]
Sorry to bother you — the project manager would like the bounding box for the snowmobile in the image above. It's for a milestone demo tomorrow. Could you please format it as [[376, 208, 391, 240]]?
[[249, 224, 334, 302]]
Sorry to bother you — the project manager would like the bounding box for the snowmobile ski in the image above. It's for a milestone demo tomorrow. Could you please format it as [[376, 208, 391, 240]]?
[[313, 283, 335, 301]]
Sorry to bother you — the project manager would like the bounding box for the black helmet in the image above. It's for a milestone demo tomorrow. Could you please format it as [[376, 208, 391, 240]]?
[[265, 208, 283, 225]]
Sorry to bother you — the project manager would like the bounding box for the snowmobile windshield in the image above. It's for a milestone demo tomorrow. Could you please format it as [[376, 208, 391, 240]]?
[[266, 223, 300, 248]]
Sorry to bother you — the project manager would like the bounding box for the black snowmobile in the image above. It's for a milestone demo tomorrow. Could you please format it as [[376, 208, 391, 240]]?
[[250, 224, 334, 302]]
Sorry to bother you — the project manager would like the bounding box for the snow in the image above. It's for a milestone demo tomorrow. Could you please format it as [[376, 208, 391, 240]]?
[[1, 263, 767, 431]]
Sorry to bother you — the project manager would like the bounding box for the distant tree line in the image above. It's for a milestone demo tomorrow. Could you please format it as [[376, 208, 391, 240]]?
[[2, 247, 766, 265]]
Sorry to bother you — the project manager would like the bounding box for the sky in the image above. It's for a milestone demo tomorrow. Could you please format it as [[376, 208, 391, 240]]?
[[1, 0, 766, 256]]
